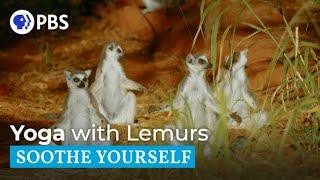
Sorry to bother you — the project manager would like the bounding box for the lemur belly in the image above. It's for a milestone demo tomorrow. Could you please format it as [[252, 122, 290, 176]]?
[[69, 106, 90, 130], [68, 92, 91, 130], [184, 77, 207, 102], [225, 78, 247, 114], [187, 98, 207, 128], [102, 71, 126, 115], [183, 78, 207, 126]]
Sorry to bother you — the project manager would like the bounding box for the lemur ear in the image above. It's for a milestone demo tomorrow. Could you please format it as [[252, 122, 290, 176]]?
[[108, 41, 118, 51], [107, 43, 114, 51], [186, 54, 194, 64], [224, 55, 230, 63], [241, 48, 248, 56], [64, 70, 72, 80], [84, 69, 92, 77], [198, 55, 208, 62]]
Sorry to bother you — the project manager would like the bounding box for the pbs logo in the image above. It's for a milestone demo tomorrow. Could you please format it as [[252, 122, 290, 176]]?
[[10, 9, 69, 35], [10, 10, 34, 35]]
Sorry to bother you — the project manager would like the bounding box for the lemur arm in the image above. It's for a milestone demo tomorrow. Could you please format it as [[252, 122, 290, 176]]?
[[159, 94, 185, 112], [89, 92, 109, 126], [242, 85, 257, 109], [159, 82, 186, 112], [205, 94, 220, 114], [123, 77, 146, 92], [203, 83, 220, 114], [90, 72, 104, 99], [173, 93, 186, 110], [172, 78, 188, 111], [89, 75, 108, 121], [89, 106, 107, 127], [53, 110, 71, 130]]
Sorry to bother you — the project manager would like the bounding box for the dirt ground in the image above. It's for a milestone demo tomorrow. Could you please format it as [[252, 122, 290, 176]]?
[[0, 0, 319, 177]]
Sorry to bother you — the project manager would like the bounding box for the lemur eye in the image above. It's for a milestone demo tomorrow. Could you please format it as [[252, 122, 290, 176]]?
[[198, 58, 207, 65], [108, 46, 113, 51], [117, 48, 122, 53], [73, 77, 80, 82], [83, 77, 88, 82]]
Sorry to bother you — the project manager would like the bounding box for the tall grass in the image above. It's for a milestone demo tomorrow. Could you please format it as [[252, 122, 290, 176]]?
[[144, 0, 319, 178], [180, 0, 320, 178]]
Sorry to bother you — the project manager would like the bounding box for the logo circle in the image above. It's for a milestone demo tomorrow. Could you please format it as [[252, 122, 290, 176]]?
[[10, 10, 35, 35]]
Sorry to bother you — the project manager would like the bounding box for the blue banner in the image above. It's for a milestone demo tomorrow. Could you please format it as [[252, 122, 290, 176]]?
[[10, 145, 195, 168]]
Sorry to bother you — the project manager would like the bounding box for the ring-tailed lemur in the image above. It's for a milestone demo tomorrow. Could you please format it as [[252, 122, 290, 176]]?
[[141, 0, 164, 14], [171, 54, 219, 127], [52, 70, 111, 145], [141, 0, 188, 13], [162, 54, 219, 156], [90, 42, 146, 125], [221, 49, 267, 128]]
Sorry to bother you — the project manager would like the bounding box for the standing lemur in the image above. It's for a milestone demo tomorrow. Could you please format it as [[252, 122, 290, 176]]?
[[169, 54, 219, 128], [161, 54, 219, 155], [220, 49, 267, 128], [52, 70, 111, 145], [90, 42, 146, 125]]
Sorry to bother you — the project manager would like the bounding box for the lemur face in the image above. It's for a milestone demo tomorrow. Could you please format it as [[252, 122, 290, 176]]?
[[105, 42, 124, 60], [64, 70, 91, 89], [186, 54, 212, 73], [224, 48, 248, 70]]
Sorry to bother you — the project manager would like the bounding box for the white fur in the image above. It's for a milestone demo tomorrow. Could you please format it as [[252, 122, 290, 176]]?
[[163, 54, 218, 156], [90, 42, 145, 125], [173, 55, 219, 129], [53, 70, 111, 145], [221, 49, 267, 129], [142, 0, 164, 14]]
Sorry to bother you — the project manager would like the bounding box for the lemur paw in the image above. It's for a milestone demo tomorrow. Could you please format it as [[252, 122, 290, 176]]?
[[140, 86, 148, 94], [230, 112, 242, 125], [148, 105, 161, 113], [142, 9, 150, 14], [148, 103, 171, 114]]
